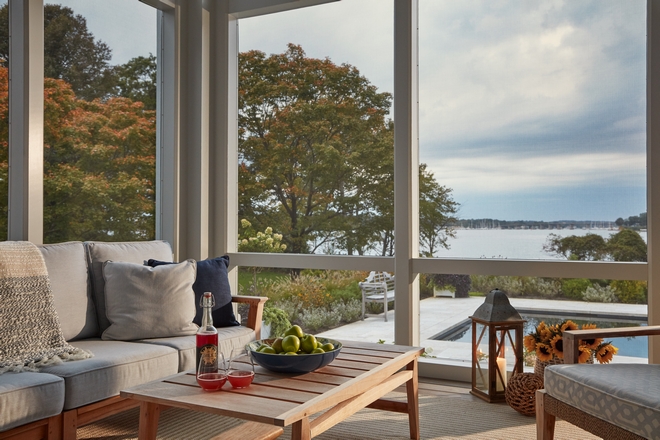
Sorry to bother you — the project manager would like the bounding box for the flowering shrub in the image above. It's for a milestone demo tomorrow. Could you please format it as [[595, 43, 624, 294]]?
[[238, 219, 286, 253], [524, 320, 618, 364]]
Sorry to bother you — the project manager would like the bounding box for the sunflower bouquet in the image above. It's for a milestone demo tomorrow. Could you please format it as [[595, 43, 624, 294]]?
[[523, 320, 618, 364]]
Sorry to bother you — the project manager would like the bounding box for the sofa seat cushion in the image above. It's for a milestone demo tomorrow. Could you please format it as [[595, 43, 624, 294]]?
[[0, 372, 64, 432], [39, 339, 178, 410], [545, 363, 660, 439], [138, 326, 256, 372]]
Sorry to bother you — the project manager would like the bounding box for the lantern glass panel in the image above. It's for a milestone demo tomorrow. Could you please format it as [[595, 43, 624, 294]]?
[[473, 322, 489, 393]]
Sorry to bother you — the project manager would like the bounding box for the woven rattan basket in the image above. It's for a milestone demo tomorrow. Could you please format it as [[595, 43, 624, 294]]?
[[533, 356, 563, 378], [505, 373, 545, 417]]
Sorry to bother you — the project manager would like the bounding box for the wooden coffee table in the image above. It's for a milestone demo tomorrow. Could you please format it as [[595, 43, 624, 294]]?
[[120, 341, 424, 440]]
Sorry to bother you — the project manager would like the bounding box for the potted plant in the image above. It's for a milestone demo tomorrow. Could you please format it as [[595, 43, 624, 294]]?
[[524, 320, 618, 377], [261, 306, 292, 339]]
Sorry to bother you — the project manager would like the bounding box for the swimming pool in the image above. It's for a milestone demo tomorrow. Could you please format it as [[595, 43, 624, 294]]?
[[432, 309, 648, 358]]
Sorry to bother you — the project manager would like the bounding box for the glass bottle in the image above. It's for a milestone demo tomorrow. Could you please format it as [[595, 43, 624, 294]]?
[[196, 292, 218, 373]]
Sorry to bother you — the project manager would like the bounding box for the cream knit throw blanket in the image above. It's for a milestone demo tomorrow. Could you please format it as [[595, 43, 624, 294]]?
[[0, 241, 92, 373]]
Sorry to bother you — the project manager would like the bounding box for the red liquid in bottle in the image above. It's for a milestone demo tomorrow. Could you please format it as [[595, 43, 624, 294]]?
[[196, 331, 219, 372]]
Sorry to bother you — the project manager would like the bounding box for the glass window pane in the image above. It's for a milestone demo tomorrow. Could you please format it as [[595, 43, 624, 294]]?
[[43, 0, 157, 242], [238, 0, 394, 256], [419, 273, 648, 365], [419, 1, 646, 260]]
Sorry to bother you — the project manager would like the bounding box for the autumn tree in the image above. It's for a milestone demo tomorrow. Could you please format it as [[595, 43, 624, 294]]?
[[238, 45, 459, 256], [239, 44, 394, 254], [0, 67, 156, 242], [41, 76, 156, 242]]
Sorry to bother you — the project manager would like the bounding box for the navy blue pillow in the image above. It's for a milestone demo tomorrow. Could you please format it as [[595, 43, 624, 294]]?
[[146, 256, 240, 328]]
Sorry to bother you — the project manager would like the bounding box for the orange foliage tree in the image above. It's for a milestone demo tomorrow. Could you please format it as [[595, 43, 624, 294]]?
[[0, 67, 155, 242]]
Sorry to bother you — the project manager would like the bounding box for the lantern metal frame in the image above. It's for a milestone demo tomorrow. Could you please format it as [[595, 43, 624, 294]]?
[[469, 289, 525, 403]]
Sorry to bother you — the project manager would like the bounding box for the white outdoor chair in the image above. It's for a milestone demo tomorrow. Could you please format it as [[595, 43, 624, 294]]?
[[359, 271, 395, 321]]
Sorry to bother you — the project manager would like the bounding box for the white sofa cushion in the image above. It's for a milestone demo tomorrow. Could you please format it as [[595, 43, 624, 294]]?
[[101, 260, 198, 341], [85, 241, 173, 332]]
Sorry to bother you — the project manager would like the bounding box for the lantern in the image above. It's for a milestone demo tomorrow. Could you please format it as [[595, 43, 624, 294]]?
[[469, 289, 525, 403]]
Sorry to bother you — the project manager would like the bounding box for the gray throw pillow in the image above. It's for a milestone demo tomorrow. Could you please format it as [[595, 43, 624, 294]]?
[[101, 260, 198, 341]]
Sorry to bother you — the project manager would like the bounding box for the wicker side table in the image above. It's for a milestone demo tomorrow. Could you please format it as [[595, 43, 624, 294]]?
[[505, 373, 544, 417]]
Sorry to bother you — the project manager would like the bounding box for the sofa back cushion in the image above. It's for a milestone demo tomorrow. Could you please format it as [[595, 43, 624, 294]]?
[[101, 260, 198, 341], [85, 241, 173, 332], [39, 242, 98, 341]]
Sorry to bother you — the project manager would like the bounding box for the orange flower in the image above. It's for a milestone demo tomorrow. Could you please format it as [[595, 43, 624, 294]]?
[[578, 323, 603, 350], [596, 343, 618, 364], [536, 343, 554, 362], [560, 320, 579, 333], [550, 335, 564, 359], [524, 334, 538, 352], [578, 345, 592, 363]]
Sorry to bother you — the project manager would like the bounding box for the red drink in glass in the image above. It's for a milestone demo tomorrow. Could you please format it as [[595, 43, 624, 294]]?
[[227, 370, 255, 388]]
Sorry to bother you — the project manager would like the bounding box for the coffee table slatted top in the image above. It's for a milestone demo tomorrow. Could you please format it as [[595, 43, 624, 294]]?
[[121, 340, 424, 438]]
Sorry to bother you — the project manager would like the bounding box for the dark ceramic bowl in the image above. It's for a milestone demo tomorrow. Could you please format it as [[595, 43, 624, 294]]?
[[247, 337, 342, 373]]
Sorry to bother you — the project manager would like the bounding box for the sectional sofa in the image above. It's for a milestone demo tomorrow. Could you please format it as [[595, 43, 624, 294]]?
[[0, 240, 266, 440]]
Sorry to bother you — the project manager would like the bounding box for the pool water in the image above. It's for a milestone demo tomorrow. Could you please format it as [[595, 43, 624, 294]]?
[[433, 310, 648, 358]]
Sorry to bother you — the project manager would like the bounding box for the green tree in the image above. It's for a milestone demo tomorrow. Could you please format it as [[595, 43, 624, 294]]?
[[606, 229, 647, 262], [543, 229, 646, 262], [0, 4, 114, 101], [238, 44, 393, 254], [238, 45, 460, 257], [112, 54, 157, 110], [543, 233, 607, 261], [419, 164, 459, 257]]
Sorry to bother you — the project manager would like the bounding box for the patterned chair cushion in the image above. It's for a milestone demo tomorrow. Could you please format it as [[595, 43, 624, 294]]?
[[545, 363, 660, 439]]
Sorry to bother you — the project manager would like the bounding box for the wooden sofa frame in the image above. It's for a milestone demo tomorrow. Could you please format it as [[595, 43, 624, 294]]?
[[0, 295, 267, 440], [536, 324, 660, 440]]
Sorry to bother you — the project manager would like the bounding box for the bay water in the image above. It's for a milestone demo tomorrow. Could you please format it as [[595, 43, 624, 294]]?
[[433, 228, 647, 260]]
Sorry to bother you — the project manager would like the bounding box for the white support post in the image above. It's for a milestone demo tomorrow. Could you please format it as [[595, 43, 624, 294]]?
[[647, 0, 660, 364], [393, 0, 420, 346], [208, 3, 239, 293], [177, 0, 210, 260], [156, 6, 181, 258], [8, 0, 43, 243]]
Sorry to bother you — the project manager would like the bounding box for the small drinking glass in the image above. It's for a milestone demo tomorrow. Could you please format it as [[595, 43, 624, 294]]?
[[227, 347, 255, 388], [196, 352, 227, 391]]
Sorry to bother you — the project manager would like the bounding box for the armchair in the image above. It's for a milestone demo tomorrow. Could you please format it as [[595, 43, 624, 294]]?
[[359, 271, 395, 321], [536, 325, 660, 440]]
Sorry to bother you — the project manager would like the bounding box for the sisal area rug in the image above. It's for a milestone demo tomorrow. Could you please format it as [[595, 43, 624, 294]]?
[[78, 391, 599, 440]]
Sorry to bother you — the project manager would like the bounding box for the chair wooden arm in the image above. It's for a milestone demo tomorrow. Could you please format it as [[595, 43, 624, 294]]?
[[231, 295, 269, 339], [563, 325, 660, 364]]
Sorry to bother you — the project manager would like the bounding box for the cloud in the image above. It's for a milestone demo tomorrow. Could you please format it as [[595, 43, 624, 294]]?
[[238, 0, 647, 220], [425, 151, 646, 194], [238, 0, 393, 97]]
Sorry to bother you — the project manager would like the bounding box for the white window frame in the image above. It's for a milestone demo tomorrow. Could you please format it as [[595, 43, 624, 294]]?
[[7, 0, 659, 370]]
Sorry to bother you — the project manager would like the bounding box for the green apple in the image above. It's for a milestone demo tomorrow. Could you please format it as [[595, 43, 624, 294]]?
[[281, 335, 300, 353], [271, 337, 284, 353], [321, 343, 335, 352], [284, 325, 304, 338], [311, 347, 325, 354], [300, 334, 318, 353], [260, 346, 276, 354]]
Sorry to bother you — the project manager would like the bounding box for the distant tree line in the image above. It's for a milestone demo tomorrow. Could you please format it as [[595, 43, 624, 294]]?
[[615, 212, 647, 229]]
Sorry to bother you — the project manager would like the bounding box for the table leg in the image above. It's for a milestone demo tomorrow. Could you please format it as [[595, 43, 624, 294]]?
[[138, 402, 161, 440], [406, 358, 420, 440], [291, 417, 311, 440]]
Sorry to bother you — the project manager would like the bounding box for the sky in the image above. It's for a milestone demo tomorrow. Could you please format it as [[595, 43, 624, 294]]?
[[36, 0, 648, 223]]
